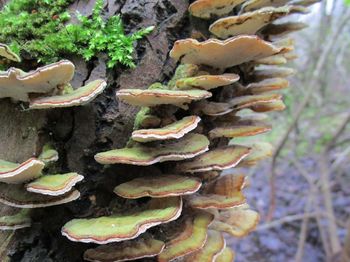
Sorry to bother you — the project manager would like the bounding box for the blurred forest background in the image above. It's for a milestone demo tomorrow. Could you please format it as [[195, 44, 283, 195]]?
[[231, 0, 350, 261]]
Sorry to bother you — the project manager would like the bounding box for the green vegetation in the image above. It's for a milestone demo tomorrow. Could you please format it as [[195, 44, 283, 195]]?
[[0, 0, 154, 68]]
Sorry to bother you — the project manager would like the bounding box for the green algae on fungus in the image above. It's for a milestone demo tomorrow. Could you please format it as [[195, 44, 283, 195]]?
[[116, 89, 211, 107], [0, 209, 31, 230], [0, 43, 20, 62], [29, 79, 107, 109], [38, 144, 59, 164], [177, 145, 251, 173], [132, 116, 201, 142], [114, 175, 202, 199], [175, 73, 239, 90], [84, 236, 165, 262], [26, 173, 84, 196], [95, 133, 209, 166], [216, 247, 235, 262], [0, 60, 74, 102], [62, 197, 183, 244], [189, 0, 246, 19], [158, 212, 214, 262], [0, 183, 80, 208], [0, 158, 44, 184], [170, 36, 283, 69]]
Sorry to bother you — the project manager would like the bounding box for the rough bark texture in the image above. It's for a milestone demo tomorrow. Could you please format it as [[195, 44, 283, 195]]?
[[0, 0, 190, 261]]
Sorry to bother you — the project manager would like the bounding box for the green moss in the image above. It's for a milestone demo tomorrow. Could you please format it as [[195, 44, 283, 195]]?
[[0, 0, 154, 68]]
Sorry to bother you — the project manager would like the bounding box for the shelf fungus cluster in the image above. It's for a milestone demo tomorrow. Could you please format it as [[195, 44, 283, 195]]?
[[61, 0, 316, 261], [0, 146, 83, 231], [0, 51, 107, 108]]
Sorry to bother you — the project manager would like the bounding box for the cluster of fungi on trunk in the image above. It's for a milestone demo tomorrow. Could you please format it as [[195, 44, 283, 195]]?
[[62, 0, 316, 262], [0, 0, 318, 261]]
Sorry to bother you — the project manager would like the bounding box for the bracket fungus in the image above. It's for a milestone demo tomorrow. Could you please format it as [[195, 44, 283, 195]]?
[[189, 0, 246, 19], [216, 247, 235, 262], [247, 77, 289, 94], [114, 175, 202, 199], [0, 209, 31, 230], [95, 133, 209, 166], [83, 236, 165, 262], [0, 158, 44, 184], [209, 6, 308, 39], [26, 173, 84, 196], [229, 93, 283, 110], [38, 144, 59, 164], [0, 43, 21, 62], [241, 0, 294, 12], [177, 145, 251, 173], [62, 197, 182, 244], [170, 36, 283, 69], [236, 141, 274, 167], [158, 212, 214, 262], [0, 60, 74, 101], [131, 116, 201, 143], [252, 67, 296, 81], [29, 79, 107, 109], [175, 73, 239, 90], [116, 89, 211, 107], [209, 123, 272, 139]]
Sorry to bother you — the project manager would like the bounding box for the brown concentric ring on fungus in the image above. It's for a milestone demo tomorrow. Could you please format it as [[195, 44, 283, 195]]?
[[0, 158, 44, 184], [175, 74, 239, 90], [158, 212, 214, 262], [236, 142, 273, 167], [251, 99, 286, 112], [254, 54, 287, 65], [95, 133, 209, 166], [0, 209, 31, 230], [210, 6, 308, 39], [83, 236, 165, 262], [29, 79, 107, 109], [116, 89, 211, 107], [241, 0, 291, 12], [177, 145, 251, 173], [251, 67, 296, 81], [132, 116, 201, 143], [62, 197, 183, 244], [0, 43, 21, 62], [0, 60, 74, 101], [189, 0, 246, 19], [187, 193, 246, 209], [209, 124, 272, 139], [114, 175, 202, 199], [215, 247, 235, 262], [170, 36, 283, 69], [210, 208, 259, 237], [247, 78, 289, 94], [26, 173, 84, 196], [184, 230, 225, 262], [260, 22, 308, 39], [0, 183, 80, 208], [229, 93, 283, 110]]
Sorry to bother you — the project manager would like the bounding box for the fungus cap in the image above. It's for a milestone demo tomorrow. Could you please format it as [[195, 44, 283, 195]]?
[[254, 54, 287, 65], [0, 60, 74, 101], [241, 0, 291, 12], [83, 236, 165, 262], [95, 133, 209, 166], [236, 141, 273, 166], [199, 101, 234, 116], [38, 144, 59, 164], [26, 173, 84, 196], [187, 193, 246, 209], [0, 43, 21, 62], [229, 93, 283, 110], [176, 74, 239, 90], [0, 158, 44, 184], [252, 67, 296, 81], [0, 209, 31, 230], [170, 36, 283, 69], [247, 78, 289, 94], [216, 247, 235, 262], [114, 175, 202, 199], [132, 116, 201, 143], [62, 197, 183, 244], [251, 99, 286, 112], [209, 124, 271, 139], [189, 0, 246, 19], [116, 89, 211, 107]]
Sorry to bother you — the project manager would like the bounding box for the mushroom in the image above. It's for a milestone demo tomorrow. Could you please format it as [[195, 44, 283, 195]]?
[[215, 247, 235, 262], [158, 212, 214, 262], [246, 78, 289, 94], [210, 6, 308, 39], [175, 73, 239, 90], [209, 208, 259, 237], [116, 89, 211, 107], [83, 236, 165, 262], [29, 79, 107, 109], [241, 0, 293, 12], [183, 230, 226, 262], [26, 173, 84, 196], [260, 22, 308, 40], [251, 67, 296, 81], [209, 122, 272, 139], [177, 145, 251, 173], [38, 144, 59, 164], [195, 100, 234, 116], [0, 209, 31, 230], [95, 133, 209, 166], [0, 60, 74, 101], [254, 54, 287, 65], [0, 183, 80, 208], [0, 43, 20, 62], [229, 93, 283, 110], [189, 0, 246, 19], [170, 36, 283, 69], [114, 175, 202, 199], [132, 116, 201, 143], [251, 100, 286, 112], [167, 64, 199, 89], [61, 197, 182, 244], [236, 141, 274, 166], [0, 158, 44, 184]]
